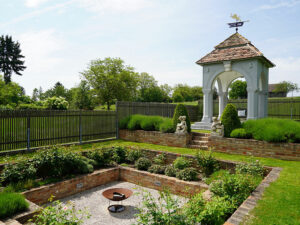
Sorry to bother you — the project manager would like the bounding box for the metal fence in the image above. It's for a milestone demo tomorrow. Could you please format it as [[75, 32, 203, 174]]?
[[117, 101, 199, 122], [0, 110, 116, 151], [198, 99, 300, 120]]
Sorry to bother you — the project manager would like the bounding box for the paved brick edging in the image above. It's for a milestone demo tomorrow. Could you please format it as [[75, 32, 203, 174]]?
[[119, 129, 192, 148], [225, 167, 282, 225], [208, 136, 300, 161]]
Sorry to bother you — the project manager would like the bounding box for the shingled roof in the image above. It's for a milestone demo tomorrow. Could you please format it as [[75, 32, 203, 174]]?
[[196, 32, 275, 67]]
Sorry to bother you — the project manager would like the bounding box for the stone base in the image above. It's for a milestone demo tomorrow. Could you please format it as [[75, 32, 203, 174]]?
[[191, 122, 212, 130]]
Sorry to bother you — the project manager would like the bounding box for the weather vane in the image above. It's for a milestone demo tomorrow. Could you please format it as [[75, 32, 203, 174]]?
[[228, 14, 249, 33]]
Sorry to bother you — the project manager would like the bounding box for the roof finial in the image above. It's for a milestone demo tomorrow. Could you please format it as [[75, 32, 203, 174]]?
[[228, 14, 249, 33]]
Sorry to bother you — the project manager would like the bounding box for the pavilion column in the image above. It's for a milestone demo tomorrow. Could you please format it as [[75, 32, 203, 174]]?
[[247, 87, 259, 120], [218, 91, 228, 119], [258, 90, 268, 118], [201, 89, 213, 123]]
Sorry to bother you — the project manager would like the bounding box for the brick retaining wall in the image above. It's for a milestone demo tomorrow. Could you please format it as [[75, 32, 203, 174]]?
[[119, 129, 192, 148], [208, 136, 300, 161]]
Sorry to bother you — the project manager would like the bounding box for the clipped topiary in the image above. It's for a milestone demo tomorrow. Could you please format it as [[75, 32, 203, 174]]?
[[119, 116, 131, 129], [172, 104, 191, 132], [135, 157, 152, 171], [220, 104, 241, 137], [159, 118, 175, 133], [230, 128, 251, 139]]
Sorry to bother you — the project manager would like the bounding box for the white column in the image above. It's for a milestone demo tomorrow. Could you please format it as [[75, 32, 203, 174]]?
[[247, 87, 259, 120], [258, 90, 268, 118], [218, 91, 228, 119], [201, 89, 213, 123]]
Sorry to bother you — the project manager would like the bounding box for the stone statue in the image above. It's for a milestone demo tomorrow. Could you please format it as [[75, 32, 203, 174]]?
[[176, 116, 187, 134], [211, 117, 224, 137]]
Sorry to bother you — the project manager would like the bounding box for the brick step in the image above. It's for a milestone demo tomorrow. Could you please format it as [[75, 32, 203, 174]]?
[[191, 132, 210, 137], [191, 140, 208, 145], [189, 145, 209, 150], [192, 136, 209, 141]]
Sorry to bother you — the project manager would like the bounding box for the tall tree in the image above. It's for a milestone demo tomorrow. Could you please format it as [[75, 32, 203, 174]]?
[[0, 35, 26, 83], [229, 80, 247, 99], [274, 81, 299, 96], [81, 57, 139, 110], [71, 80, 95, 110], [43, 82, 71, 101]]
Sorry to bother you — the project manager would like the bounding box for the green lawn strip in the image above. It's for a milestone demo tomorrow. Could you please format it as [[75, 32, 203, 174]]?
[[192, 129, 211, 133], [1, 140, 299, 224]]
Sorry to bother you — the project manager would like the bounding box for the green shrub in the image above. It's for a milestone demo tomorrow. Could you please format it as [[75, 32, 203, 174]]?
[[33, 149, 93, 178], [126, 148, 142, 163], [135, 157, 152, 171], [153, 153, 166, 165], [235, 159, 265, 177], [86, 148, 112, 168], [159, 118, 175, 133], [1, 160, 37, 185], [127, 114, 144, 130], [172, 104, 191, 132], [204, 170, 230, 185], [243, 118, 300, 143], [0, 192, 29, 219], [111, 146, 127, 164], [164, 164, 178, 177], [184, 193, 234, 225], [210, 173, 261, 206], [148, 164, 166, 174], [196, 150, 219, 177], [230, 128, 252, 139], [119, 116, 131, 129], [176, 167, 198, 181], [44, 96, 69, 110], [173, 157, 190, 170], [220, 104, 241, 137], [140, 116, 164, 131], [17, 103, 45, 110]]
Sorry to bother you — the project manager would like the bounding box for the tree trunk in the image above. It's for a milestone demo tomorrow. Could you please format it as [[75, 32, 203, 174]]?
[[107, 102, 110, 110]]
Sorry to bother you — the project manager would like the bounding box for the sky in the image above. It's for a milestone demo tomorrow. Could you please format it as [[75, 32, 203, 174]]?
[[1, 0, 300, 96]]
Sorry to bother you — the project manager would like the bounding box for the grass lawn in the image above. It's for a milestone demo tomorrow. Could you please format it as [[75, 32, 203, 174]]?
[[192, 129, 211, 133], [1, 140, 299, 224]]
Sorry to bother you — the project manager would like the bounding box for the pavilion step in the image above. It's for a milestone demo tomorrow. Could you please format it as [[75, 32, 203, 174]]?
[[192, 136, 209, 141], [189, 145, 209, 150], [191, 140, 208, 145], [191, 132, 210, 137]]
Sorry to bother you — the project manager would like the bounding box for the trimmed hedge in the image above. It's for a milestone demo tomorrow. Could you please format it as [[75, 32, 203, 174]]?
[[172, 104, 191, 132], [120, 114, 175, 133], [221, 104, 241, 137], [230, 128, 251, 139]]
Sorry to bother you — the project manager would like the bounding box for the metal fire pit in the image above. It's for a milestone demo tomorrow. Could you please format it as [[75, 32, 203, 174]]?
[[102, 188, 133, 213]]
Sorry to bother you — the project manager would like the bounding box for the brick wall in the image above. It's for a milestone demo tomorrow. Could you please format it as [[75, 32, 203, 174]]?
[[119, 129, 192, 148], [23, 167, 119, 205], [119, 167, 208, 196], [208, 136, 300, 161]]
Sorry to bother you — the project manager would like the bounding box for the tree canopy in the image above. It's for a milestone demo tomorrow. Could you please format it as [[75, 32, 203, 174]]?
[[0, 35, 26, 84], [274, 81, 299, 95], [229, 80, 247, 99], [81, 57, 139, 110]]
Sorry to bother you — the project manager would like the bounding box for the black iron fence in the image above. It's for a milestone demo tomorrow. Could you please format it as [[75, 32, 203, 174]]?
[[117, 101, 199, 122], [0, 110, 116, 151]]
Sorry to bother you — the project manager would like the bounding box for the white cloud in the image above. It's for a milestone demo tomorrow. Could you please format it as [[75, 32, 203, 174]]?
[[255, 0, 300, 11], [25, 0, 48, 8], [76, 0, 152, 13]]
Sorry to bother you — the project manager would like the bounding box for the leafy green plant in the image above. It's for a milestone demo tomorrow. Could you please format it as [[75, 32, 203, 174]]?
[[176, 167, 198, 181], [126, 148, 142, 163], [184, 193, 235, 225], [127, 114, 144, 130], [235, 159, 265, 177], [164, 164, 178, 177], [210, 173, 262, 206], [135, 157, 152, 171], [148, 164, 166, 174], [134, 189, 187, 225], [159, 118, 175, 133], [1, 160, 36, 185], [196, 150, 219, 177], [119, 116, 131, 129], [173, 157, 190, 170], [86, 148, 112, 168], [230, 128, 252, 139], [111, 146, 127, 164], [0, 191, 29, 219], [43, 96, 69, 110], [153, 153, 166, 165], [140, 116, 164, 131], [204, 170, 230, 185], [220, 103, 241, 137], [31, 197, 90, 225], [172, 104, 191, 132]]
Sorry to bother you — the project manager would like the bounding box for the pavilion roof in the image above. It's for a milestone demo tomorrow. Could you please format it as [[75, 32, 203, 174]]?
[[196, 32, 275, 67]]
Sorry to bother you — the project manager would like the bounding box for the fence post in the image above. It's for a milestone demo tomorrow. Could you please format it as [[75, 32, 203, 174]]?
[[79, 110, 82, 144], [116, 101, 119, 139], [27, 114, 30, 151]]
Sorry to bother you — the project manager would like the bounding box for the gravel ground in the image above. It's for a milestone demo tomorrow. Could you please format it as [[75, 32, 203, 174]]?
[[59, 181, 186, 225]]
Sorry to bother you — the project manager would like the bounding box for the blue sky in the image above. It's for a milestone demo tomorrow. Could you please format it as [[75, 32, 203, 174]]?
[[1, 0, 300, 96]]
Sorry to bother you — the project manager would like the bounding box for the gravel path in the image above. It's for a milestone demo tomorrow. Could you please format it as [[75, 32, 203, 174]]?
[[59, 181, 186, 225]]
